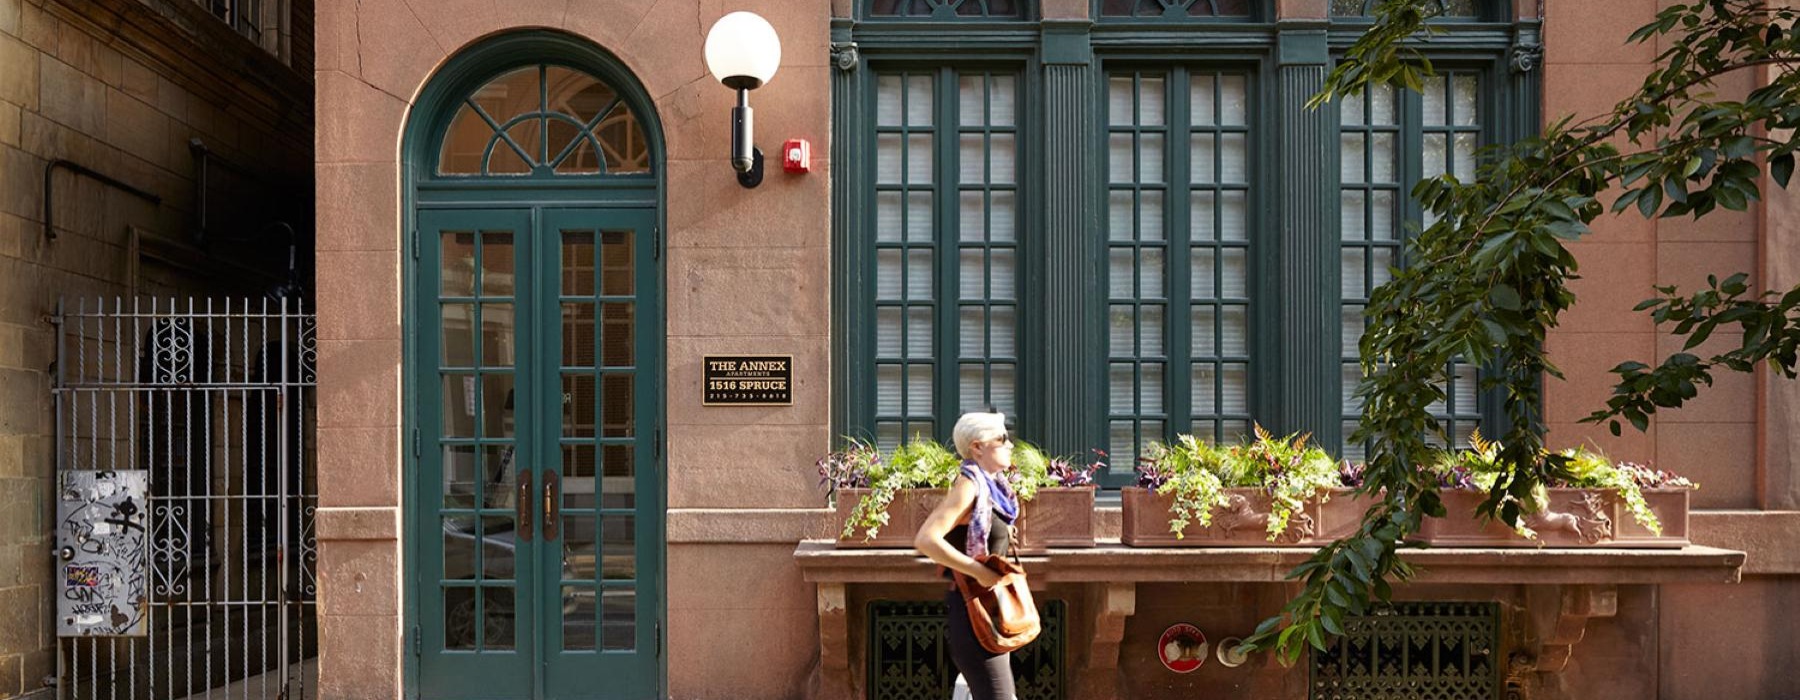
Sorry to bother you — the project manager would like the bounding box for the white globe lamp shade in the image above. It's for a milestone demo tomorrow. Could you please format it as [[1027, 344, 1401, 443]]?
[[704, 11, 781, 91]]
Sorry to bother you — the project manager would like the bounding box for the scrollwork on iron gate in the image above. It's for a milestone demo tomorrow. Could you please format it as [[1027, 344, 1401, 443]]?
[[1310, 601, 1500, 700], [868, 599, 1064, 700]]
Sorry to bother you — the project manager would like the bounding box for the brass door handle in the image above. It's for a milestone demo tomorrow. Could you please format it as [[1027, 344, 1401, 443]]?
[[542, 470, 560, 541], [517, 470, 533, 541]]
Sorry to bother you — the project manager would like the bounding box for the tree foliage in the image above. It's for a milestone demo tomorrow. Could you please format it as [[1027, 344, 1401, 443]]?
[[1243, 0, 1800, 664]]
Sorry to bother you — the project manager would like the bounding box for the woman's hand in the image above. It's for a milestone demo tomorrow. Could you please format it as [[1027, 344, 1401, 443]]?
[[969, 561, 1004, 589]]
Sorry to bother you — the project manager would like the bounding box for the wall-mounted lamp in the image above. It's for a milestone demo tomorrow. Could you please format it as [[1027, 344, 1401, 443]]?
[[703, 11, 782, 188]]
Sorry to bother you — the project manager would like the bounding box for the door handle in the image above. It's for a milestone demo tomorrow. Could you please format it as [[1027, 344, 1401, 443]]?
[[516, 469, 533, 542], [542, 470, 560, 541]]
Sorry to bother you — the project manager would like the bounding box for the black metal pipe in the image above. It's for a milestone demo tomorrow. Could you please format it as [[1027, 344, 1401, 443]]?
[[42, 160, 162, 241]]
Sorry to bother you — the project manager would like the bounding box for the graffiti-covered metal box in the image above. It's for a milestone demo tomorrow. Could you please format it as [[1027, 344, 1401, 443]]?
[[56, 470, 149, 637]]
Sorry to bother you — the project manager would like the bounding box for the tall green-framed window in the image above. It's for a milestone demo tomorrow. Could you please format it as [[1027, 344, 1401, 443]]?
[[870, 68, 1024, 450], [1104, 68, 1254, 468], [1338, 72, 1486, 460]]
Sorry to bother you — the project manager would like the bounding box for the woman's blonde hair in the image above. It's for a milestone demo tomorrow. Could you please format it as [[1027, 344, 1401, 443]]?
[[952, 412, 1008, 460]]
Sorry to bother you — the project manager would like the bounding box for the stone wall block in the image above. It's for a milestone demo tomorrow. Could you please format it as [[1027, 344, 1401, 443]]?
[[318, 613, 400, 699], [353, 0, 443, 102], [315, 249, 399, 341], [317, 539, 400, 616], [316, 71, 404, 165], [0, 33, 38, 111], [620, 0, 708, 102], [38, 56, 104, 134], [1561, 241, 1657, 334], [666, 423, 829, 508], [105, 88, 168, 169], [666, 246, 829, 338], [316, 162, 400, 253], [316, 427, 400, 508], [316, 338, 401, 430], [664, 158, 832, 248]]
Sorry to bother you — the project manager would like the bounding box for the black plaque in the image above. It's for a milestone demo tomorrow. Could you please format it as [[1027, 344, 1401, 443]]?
[[703, 355, 793, 406]]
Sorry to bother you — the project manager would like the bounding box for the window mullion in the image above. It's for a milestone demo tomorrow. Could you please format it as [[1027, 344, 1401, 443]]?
[[935, 66, 960, 438], [1167, 66, 1193, 442]]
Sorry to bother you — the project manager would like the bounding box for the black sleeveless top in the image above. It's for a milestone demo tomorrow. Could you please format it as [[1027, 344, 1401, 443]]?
[[941, 505, 1013, 580]]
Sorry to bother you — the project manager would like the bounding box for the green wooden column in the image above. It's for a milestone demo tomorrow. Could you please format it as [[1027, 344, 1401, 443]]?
[[1040, 20, 1096, 458], [1272, 25, 1341, 447], [830, 21, 864, 441]]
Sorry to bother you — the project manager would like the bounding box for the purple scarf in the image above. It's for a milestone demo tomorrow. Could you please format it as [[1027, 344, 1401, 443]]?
[[961, 462, 1019, 559]]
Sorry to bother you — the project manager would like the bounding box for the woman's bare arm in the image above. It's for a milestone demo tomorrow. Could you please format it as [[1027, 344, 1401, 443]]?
[[914, 476, 1001, 586]]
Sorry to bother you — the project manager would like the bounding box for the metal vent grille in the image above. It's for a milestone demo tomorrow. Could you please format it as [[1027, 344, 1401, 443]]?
[[1311, 601, 1500, 700], [867, 599, 1063, 700]]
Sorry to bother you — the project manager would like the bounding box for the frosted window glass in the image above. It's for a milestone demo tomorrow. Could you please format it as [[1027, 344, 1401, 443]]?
[[1139, 76, 1166, 127], [877, 134, 902, 184], [1221, 191, 1247, 241], [907, 365, 933, 412], [990, 134, 1016, 184], [1371, 133, 1396, 183], [1340, 191, 1366, 241], [1221, 305, 1248, 355], [1140, 191, 1165, 242], [1109, 191, 1135, 241], [876, 249, 902, 300], [1141, 363, 1165, 413], [960, 249, 986, 299], [1423, 76, 1448, 126], [907, 193, 932, 242], [960, 134, 986, 183], [1454, 75, 1479, 126], [906, 75, 933, 126], [876, 307, 902, 357], [990, 250, 1016, 300], [990, 76, 1016, 127], [877, 191, 903, 242], [1220, 75, 1247, 125], [1140, 133, 1165, 182], [1221, 248, 1247, 298], [1110, 305, 1136, 355], [1109, 249, 1136, 297], [1191, 74, 1216, 126], [1191, 191, 1216, 241], [959, 307, 986, 356], [990, 191, 1016, 242], [1192, 306, 1217, 355], [877, 76, 904, 126], [1341, 134, 1366, 182], [907, 135, 933, 183], [1110, 364, 1136, 412], [907, 307, 932, 358], [1109, 134, 1135, 183], [1220, 133, 1247, 183], [1108, 77, 1135, 126], [1140, 305, 1165, 356], [1192, 251, 1216, 299], [906, 250, 933, 300], [990, 307, 1016, 356]]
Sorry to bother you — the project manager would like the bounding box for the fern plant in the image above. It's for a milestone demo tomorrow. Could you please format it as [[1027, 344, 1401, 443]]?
[[1136, 427, 1339, 540]]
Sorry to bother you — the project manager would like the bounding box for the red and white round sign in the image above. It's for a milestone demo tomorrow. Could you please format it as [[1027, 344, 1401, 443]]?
[[1158, 623, 1208, 674]]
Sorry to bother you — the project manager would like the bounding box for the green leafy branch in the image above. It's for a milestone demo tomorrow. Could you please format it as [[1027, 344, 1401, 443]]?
[[1244, 0, 1800, 665]]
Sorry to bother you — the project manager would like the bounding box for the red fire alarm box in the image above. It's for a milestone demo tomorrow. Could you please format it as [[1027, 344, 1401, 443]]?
[[783, 139, 810, 173]]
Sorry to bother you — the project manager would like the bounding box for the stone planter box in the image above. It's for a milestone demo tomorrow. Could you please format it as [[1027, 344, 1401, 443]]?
[[833, 487, 1097, 551], [1418, 487, 1691, 548], [1122, 487, 1346, 547], [832, 488, 946, 549], [1013, 487, 1097, 554]]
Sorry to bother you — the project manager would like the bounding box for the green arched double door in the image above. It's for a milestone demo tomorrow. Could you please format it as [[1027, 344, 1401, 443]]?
[[405, 35, 664, 700]]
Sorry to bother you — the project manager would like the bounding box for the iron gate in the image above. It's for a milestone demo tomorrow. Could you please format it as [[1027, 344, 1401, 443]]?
[[52, 297, 318, 700]]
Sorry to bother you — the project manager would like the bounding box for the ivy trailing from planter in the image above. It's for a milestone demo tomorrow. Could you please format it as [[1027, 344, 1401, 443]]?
[[1243, 0, 1800, 665], [1429, 432, 1697, 538]]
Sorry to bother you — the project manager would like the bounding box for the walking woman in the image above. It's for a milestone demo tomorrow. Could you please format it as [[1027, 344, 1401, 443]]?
[[915, 411, 1020, 700]]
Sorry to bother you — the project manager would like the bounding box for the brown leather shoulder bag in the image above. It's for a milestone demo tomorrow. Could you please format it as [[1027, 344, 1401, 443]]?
[[952, 549, 1041, 654]]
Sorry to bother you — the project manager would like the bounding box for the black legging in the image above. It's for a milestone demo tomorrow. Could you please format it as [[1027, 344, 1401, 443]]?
[[944, 588, 1016, 700]]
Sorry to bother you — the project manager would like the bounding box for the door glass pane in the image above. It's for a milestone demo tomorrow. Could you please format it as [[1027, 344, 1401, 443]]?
[[481, 374, 516, 438], [602, 303, 634, 367], [443, 445, 478, 508], [441, 303, 474, 366], [445, 587, 477, 649], [602, 590, 636, 651], [442, 374, 476, 438], [563, 514, 595, 580], [564, 586, 596, 650], [602, 373, 633, 437], [563, 231, 596, 296], [601, 231, 634, 296], [602, 515, 635, 581], [603, 445, 634, 477], [483, 588, 516, 649], [482, 303, 515, 367], [442, 232, 476, 296], [480, 516, 517, 579], [481, 232, 516, 297], [482, 445, 517, 509], [444, 517, 476, 580], [563, 303, 596, 367], [562, 373, 596, 437]]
